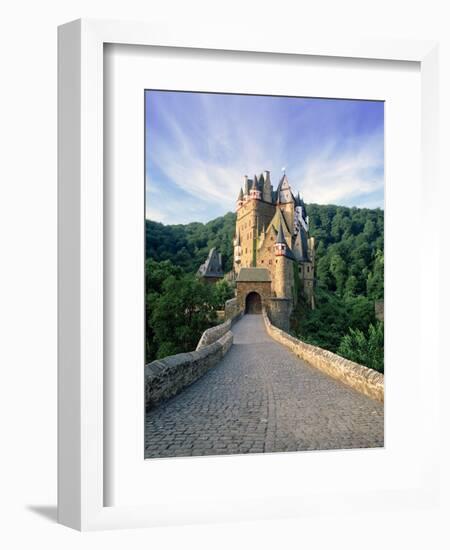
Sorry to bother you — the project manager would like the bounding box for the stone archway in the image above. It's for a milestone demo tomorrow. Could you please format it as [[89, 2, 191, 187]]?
[[245, 292, 262, 314]]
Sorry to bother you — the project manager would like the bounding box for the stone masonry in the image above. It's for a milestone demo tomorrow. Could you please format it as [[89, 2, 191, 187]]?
[[145, 331, 233, 409], [145, 315, 384, 458], [263, 310, 384, 402]]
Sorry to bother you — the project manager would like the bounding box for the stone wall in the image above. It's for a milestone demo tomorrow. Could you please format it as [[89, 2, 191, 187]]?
[[196, 319, 232, 350], [262, 310, 384, 402], [145, 331, 233, 409], [224, 297, 240, 320], [216, 310, 225, 322], [236, 280, 272, 311], [268, 297, 292, 332]]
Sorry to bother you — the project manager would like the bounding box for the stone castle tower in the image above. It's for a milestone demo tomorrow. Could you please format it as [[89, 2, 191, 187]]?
[[233, 171, 315, 329]]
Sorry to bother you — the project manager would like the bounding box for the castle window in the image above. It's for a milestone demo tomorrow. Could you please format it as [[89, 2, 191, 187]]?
[[275, 259, 278, 264], [261, 260, 264, 263], [307, 266, 310, 272], [269, 260, 272, 265]]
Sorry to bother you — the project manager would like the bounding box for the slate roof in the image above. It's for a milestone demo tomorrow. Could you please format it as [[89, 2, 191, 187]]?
[[276, 222, 287, 244], [236, 267, 271, 282], [275, 221, 296, 261], [197, 247, 224, 278]]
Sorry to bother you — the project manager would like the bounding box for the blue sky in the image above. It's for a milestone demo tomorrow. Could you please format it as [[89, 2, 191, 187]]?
[[145, 90, 384, 224]]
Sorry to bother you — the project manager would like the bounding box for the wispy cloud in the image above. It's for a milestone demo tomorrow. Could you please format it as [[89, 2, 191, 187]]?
[[145, 92, 384, 223]]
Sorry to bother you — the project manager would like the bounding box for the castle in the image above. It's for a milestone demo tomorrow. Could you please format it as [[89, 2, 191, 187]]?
[[233, 170, 315, 330]]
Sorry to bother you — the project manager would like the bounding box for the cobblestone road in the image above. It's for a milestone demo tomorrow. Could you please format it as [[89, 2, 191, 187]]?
[[145, 315, 384, 458]]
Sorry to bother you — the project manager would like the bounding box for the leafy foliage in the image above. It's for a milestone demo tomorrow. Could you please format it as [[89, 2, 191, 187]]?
[[145, 203, 384, 369], [146, 212, 236, 274], [145, 259, 234, 362], [291, 204, 384, 371], [307, 204, 384, 298], [291, 288, 378, 352], [213, 279, 234, 309], [337, 323, 384, 373], [146, 259, 216, 362]]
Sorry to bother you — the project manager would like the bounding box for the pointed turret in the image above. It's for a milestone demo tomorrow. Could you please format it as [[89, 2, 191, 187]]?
[[275, 222, 288, 257], [258, 173, 265, 187], [274, 221, 296, 260], [262, 170, 273, 202], [249, 174, 261, 200], [236, 187, 244, 210], [276, 173, 294, 204], [276, 222, 286, 245], [293, 190, 309, 231], [243, 176, 249, 199]]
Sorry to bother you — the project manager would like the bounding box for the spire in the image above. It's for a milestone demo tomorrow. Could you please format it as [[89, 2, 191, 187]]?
[[236, 187, 244, 210], [243, 177, 249, 196], [262, 170, 273, 202], [249, 174, 261, 200], [276, 222, 286, 244], [275, 220, 295, 259], [277, 173, 293, 204]]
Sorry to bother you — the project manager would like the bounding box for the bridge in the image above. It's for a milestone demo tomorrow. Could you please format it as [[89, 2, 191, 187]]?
[[145, 314, 384, 458]]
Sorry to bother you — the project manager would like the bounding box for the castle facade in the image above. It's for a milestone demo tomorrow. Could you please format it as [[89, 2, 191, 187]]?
[[233, 170, 315, 329]]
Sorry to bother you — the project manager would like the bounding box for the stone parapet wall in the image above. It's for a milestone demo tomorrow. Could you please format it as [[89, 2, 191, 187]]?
[[224, 297, 240, 320], [268, 297, 292, 332], [145, 331, 233, 409], [262, 310, 384, 402], [197, 310, 243, 350], [196, 319, 232, 350]]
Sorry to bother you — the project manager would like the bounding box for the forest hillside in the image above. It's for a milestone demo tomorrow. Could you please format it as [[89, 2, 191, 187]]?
[[145, 204, 384, 371]]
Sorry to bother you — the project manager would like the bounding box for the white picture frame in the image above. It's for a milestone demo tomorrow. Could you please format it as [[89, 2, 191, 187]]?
[[58, 18, 439, 531]]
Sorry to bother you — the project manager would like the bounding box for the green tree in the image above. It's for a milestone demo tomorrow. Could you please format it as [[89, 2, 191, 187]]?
[[316, 256, 332, 289], [337, 322, 384, 373], [344, 274, 358, 297], [151, 274, 217, 360], [146, 203, 385, 371], [212, 279, 234, 309], [329, 253, 346, 295], [367, 250, 384, 300]]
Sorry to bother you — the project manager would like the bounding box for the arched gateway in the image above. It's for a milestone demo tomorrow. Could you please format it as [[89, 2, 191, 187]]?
[[245, 292, 262, 314], [236, 267, 272, 315]]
